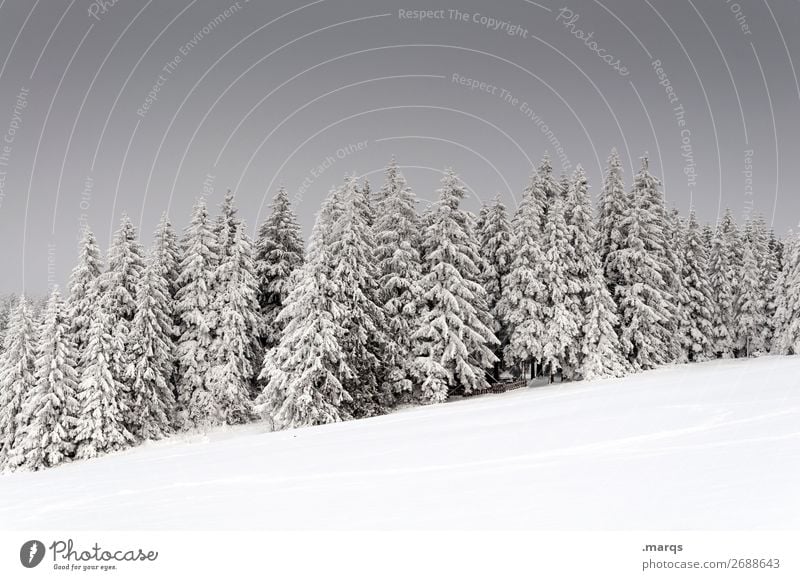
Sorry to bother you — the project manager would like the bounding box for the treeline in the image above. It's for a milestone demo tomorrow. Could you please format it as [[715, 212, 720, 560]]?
[[0, 152, 798, 473]]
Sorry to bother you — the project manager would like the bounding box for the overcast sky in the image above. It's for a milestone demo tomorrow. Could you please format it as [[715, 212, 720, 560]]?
[[0, 0, 798, 294]]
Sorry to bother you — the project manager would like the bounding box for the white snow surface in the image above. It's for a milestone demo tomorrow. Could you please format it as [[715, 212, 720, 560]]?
[[1, 356, 798, 530]]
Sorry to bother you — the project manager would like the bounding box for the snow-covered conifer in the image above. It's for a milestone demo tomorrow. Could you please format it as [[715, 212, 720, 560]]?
[[374, 159, 422, 398], [257, 207, 352, 429], [67, 228, 103, 356], [0, 294, 14, 352], [13, 289, 80, 470], [596, 148, 629, 287], [756, 217, 780, 350], [563, 167, 628, 379], [773, 230, 800, 354], [210, 220, 260, 424], [74, 302, 133, 460], [358, 177, 376, 227], [99, 215, 145, 428], [412, 169, 498, 402], [211, 192, 262, 402], [477, 195, 512, 379], [150, 213, 180, 386], [328, 176, 389, 416], [538, 155, 561, 205], [216, 191, 238, 256], [175, 198, 220, 428], [0, 297, 37, 468], [153, 213, 180, 300], [702, 223, 714, 255], [580, 276, 629, 380], [768, 229, 784, 274], [709, 210, 742, 357], [126, 236, 177, 441], [666, 208, 690, 364], [607, 157, 673, 370], [497, 161, 550, 378], [254, 188, 304, 350], [418, 202, 437, 259], [540, 187, 582, 380], [736, 219, 770, 357], [680, 211, 716, 361], [102, 215, 145, 326]]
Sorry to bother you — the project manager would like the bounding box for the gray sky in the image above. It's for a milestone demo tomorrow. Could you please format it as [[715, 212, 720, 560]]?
[[0, 0, 798, 294]]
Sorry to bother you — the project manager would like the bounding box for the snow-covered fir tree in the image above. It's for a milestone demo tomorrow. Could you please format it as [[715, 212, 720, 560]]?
[[538, 155, 561, 204], [755, 216, 779, 351], [768, 228, 784, 276], [596, 148, 629, 285], [374, 159, 422, 399], [498, 159, 551, 378], [0, 297, 37, 469], [580, 274, 629, 380], [558, 173, 570, 199], [99, 215, 145, 430], [607, 157, 673, 370], [102, 215, 145, 325], [0, 294, 15, 352], [772, 232, 791, 353], [358, 177, 376, 227], [210, 219, 260, 424], [709, 210, 742, 358], [151, 213, 181, 386], [11, 288, 80, 470], [773, 229, 800, 354], [666, 208, 691, 364], [257, 203, 353, 429], [175, 198, 220, 428], [679, 211, 716, 362], [153, 213, 181, 300], [465, 206, 496, 338], [328, 176, 390, 416], [254, 187, 304, 350], [736, 241, 764, 357], [766, 229, 784, 348], [540, 185, 581, 380], [412, 169, 498, 402], [736, 218, 770, 357], [563, 167, 628, 380], [476, 195, 512, 380], [126, 236, 177, 441], [654, 206, 686, 367], [321, 182, 347, 232], [212, 191, 262, 403], [67, 228, 103, 357], [74, 300, 134, 460], [702, 223, 714, 255], [417, 201, 437, 256]]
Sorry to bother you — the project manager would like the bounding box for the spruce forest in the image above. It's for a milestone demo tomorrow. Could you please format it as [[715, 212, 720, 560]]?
[[0, 151, 798, 473]]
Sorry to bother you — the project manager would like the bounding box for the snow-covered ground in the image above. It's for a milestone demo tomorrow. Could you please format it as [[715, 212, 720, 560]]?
[[1, 356, 798, 530]]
